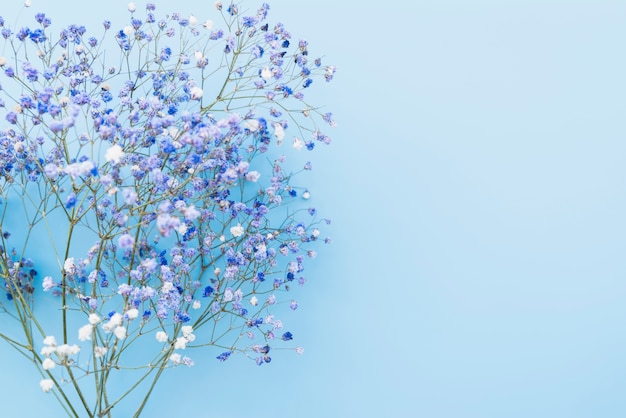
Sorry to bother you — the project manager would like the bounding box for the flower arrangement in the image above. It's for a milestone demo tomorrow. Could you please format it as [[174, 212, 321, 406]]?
[[0, 1, 335, 416]]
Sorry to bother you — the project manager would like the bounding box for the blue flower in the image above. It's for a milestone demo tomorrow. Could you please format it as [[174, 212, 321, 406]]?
[[242, 16, 257, 27], [29, 29, 46, 43], [65, 193, 77, 209]]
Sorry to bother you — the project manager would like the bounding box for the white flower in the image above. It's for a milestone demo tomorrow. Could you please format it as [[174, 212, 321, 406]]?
[[245, 119, 260, 131], [261, 66, 272, 80], [105, 144, 125, 164], [192, 300, 201, 309], [312, 228, 320, 237], [42, 358, 55, 370], [293, 138, 305, 150], [0, 57, 6, 66], [94, 346, 108, 358], [203, 20, 214, 30], [43, 336, 57, 347], [273, 123, 285, 142], [127, 2, 136, 12], [189, 15, 198, 26], [103, 313, 122, 332], [24, 0, 32, 7], [162, 282, 174, 293], [245, 171, 261, 182], [42, 276, 56, 291], [230, 223, 245, 238], [155, 331, 168, 343], [190, 86, 203, 100], [194, 50, 204, 61], [181, 326, 194, 338], [123, 25, 134, 36], [170, 353, 181, 365], [114, 326, 127, 339], [250, 296, 258, 306], [40, 379, 54, 393], [183, 205, 200, 221], [78, 324, 93, 341], [88, 313, 101, 325], [174, 338, 188, 350], [63, 258, 76, 274], [295, 347, 304, 355], [56, 344, 80, 357], [125, 308, 139, 320], [302, 191, 311, 199], [40, 346, 55, 357]]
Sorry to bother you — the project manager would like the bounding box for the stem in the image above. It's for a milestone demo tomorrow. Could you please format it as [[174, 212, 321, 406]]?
[[62, 221, 75, 345], [131, 350, 173, 418]]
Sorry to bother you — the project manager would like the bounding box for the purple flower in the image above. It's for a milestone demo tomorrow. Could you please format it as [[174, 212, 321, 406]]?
[[5, 112, 17, 124], [117, 233, 135, 249]]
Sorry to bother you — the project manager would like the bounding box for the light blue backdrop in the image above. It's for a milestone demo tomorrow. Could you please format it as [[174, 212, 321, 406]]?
[[2, 0, 626, 417]]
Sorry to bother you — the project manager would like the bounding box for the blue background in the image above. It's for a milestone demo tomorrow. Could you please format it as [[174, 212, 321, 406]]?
[[2, 0, 626, 417]]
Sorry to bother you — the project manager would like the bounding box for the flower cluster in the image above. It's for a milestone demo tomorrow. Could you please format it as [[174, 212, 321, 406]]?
[[0, 2, 334, 416]]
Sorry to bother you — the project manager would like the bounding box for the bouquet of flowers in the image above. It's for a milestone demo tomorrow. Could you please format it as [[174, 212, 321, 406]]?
[[0, 1, 335, 416]]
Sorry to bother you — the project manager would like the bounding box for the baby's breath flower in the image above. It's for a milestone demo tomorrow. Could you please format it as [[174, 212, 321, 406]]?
[[56, 344, 80, 357], [42, 358, 55, 370], [293, 138, 305, 150], [63, 258, 76, 275], [88, 313, 101, 325], [155, 331, 168, 343], [94, 347, 108, 358], [40, 379, 54, 393], [42, 276, 56, 291], [230, 223, 245, 237], [174, 338, 188, 349], [170, 353, 182, 365], [190, 86, 203, 100], [43, 336, 57, 347], [114, 326, 127, 339], [125, 308, 139, 320], [105, 144, 125, 164], [78, 324, 93, 341], [245, 171, 261, 182], [0, 1, 335, 411]]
